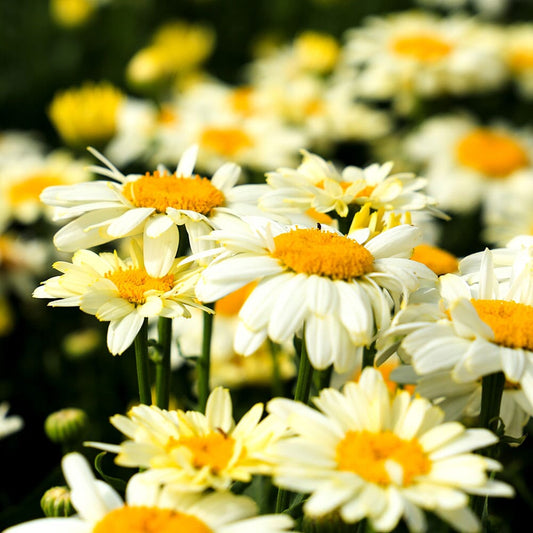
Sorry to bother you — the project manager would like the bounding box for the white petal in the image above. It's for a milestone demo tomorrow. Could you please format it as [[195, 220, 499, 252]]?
[[107, 207, 154, 237], [107, 313, 144, 355], [176, 145, 198, 177], [144, 213, 174, 238], [143, 222, 179, 277], [206, 387, 234, 433]]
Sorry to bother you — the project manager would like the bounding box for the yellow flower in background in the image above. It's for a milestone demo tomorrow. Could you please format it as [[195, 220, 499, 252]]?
[[127, 20, 215, 88], [410, 243, 459, 275], [33, 240, 206, 355], [48, 81, 124, 148], [88, 387, 286, 492], [49, 0, 95, 28], [268, 367, 513, 532], [293, 31, 340, 74]]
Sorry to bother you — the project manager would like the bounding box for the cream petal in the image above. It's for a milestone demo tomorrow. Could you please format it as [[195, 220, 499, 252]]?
[[434, 507, 480, 533], [185, 220, 214, 255], [125, 474, 161, 507], [143, 222, 179, 277], [234, 322, 268, 356], [418, 422, 465, 453], [501, 347, 525, 383], [452, 339, 502, 382], [137, 295, 164, 317], [41, 181, 121, 205], [336, 281, 373, 343], [439, 273, 471, 303], [370, 487, 404, 532], [3, 518, 89, 533], [304, 484, 353, 516], [144, 213, 174, 238], [305, 314, 335, 370], [95, 298, 135, 321], [306, 275, 336, 317], [206, 387, 234, 433], [107, 313, 144, 355], [211, 162, 241, 191], [107, 207, 155, 237], [364, 224, 422, 259], [429, 429, 497, 461], [176, 145, 198, 177]]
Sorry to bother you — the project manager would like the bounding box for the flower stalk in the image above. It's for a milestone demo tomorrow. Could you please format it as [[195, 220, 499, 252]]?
[[197, 302, 215, 413], [134, 319, 152, 405], [155, 316, 173, 409]]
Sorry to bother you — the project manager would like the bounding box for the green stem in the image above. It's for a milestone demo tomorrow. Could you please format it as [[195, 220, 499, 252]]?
[[471, 372, 505, 520], [315, 365, 332, 392], [155, 317, 172, 409], [276, 333, 315, 513], [269, 340, 284, 397], [134, 319, 152, 405], [197, 303, 215, 413], [362, 345, 375, 369]]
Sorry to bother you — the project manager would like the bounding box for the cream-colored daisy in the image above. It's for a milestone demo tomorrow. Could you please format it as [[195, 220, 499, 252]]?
[[405, 113, 533, 214], [0, 149, 91, 225], [41, 144, 265, 277], [504, 24, 533, 98], [33, 240, 206, 355], [341, 11, 506, 113], [268, 367, 512, 532], [379, 248, 533, 419], [4, 452, 294, 533], [172, 283, 296, 389], [88, 386, 286, 492], [194, 215, 435, 372], [0, 402, 23, 439], [261, 149, 441, 222]]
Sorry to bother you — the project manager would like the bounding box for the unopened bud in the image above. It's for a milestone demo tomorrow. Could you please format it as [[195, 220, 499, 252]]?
[[40, 486, 74, 517], [44, 408, 88, 446]]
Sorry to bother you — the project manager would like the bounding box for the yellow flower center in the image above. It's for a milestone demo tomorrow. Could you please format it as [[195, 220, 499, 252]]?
[[305, 208, 334, 226], [456, 129, 529, 178], [200, 127, 254, 157], [48, 82, 123, 147], [7, 174, 64, 205], [105, 267, 175, 305], [271, 228, 374, 280], [411, 244, 458, 275], [471, 299, 533, 351], [336, 430, 431, 486], [93, 506, 212, 533], [215, 282, 257, 316], [123, 170, 225, 215], [391, 34, 452, 63], [166, 431, 236, 473], [508, 49, 533, 72], [230, 87, 254, 116]]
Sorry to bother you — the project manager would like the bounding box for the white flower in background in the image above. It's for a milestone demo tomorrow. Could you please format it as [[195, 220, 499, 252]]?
[[88, 387, 286, 492], [153, 94, 307, 175], [194, 215, 435, 373], [261, 149, 441, 220], [504, 24, 533, 98], [405, 114, 533, 214], [268, 367, 513, 532], [33, 240, 206, 355], [341, 11, 507, 112], [0, 150, 91, 226], [415, 0, 509, 18], [0, 403, 23, 439], [41, 144, 265, 277], [4, 452, 294, 533], [0, 130, 44, 168]]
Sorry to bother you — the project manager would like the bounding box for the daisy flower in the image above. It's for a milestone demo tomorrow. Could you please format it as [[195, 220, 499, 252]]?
[[0, 149, 91, 225], [504, 23, 533, 99], [41, 144, 265, 277], [87, 386, 286, 492], [268, 367, 513, 532], [194, 215, 435, 372], [261, 149, 441, 221], [341, 11, 506, 112], [0, 402, 23, 439], [4, 452, 294, 533], [376, 248, 533, 436], [33, 240, 206, 355], [405, 113, 533, 214]]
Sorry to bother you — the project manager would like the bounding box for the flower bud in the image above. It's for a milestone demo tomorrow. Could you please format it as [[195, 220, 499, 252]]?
[[44, 408, 88, 446], [40, 486, 74, 517]]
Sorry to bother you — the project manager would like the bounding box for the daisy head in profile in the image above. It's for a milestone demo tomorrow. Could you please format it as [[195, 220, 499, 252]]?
[[87, 386, 286, 493], [33, 239, 206, 355], [40, 144, 266, 277], [194, 213, 435, 373], [3, 452, 294, 533], [268, 367, 513, 532]]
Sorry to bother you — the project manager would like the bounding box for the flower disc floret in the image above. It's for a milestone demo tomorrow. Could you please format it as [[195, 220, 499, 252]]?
[[93, 506, 212, 533], [391, 34, 452, 62], [105, 267, 175, 305], [455, 129, 529, 177], [271, 228, 374, 280], [166, 432, 236, 474], [336, 430, 431, 486], [472, 299, 533, 351], [123, 170, 225, 214]]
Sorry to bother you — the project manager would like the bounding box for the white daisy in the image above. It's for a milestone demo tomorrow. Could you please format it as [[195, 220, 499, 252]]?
[[33, 240, 206, 355], [0, 402, 23, 439], [87, 387, 286, 492], [261, 149, 441, 221], [41, 144, 266, 277], [504, 24, 533, 99], [268, 367, 513, 532], [194, 215, 435, 372], [3, 452, 294, 533], [405, 113, 533, 214], [341, 11, 507, 113]]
